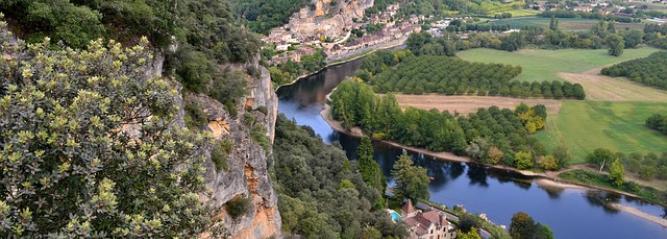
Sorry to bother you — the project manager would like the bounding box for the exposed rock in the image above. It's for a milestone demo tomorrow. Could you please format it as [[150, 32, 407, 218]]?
[[190, 59, 281, 238], [266, 0, 374, 43]]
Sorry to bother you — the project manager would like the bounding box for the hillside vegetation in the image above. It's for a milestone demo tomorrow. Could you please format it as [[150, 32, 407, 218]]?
[[231, 0, 309, 34], [602, 51, 667, 90], [273, 116, 407, 238]]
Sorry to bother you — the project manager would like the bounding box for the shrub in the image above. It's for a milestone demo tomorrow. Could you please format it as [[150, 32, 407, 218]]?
[[225, 195, 253, 219]]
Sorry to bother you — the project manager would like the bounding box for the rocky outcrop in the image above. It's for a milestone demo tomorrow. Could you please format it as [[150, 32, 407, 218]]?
[[266, 0, 374, 43], [193, 60, 281, 238]]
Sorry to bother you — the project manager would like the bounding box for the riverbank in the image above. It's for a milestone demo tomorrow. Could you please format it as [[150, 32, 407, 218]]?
[[321, 101, 667, 227], [274, 41, 405, 92]]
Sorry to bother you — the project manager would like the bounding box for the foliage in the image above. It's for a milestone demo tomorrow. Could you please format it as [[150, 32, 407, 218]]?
[[273, 116, 407, 238], [270, 49, 327, 86], [559, 169, 667, 206], [184, 99, 208, 130], [392, 153, 430, 201], [211, 140, 233, 172], [457, 228, 482, 239], [509, 212, 554, 239], [602, 52, 667, 90], [231, 0, 309, 34], [363, 53, 585, 99], [646, 113, 667, 135], [225, 195, 252, 219], [609, 159, 625, 187], [358, 137, 386, 199], [0, 33, 210, 237], [514, 151, 534, 170], [1, 0, 261, 107], [331, 80, 551, 170], [606, 34, 625, 57]]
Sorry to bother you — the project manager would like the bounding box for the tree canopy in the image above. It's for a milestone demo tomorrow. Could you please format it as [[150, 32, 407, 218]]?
[[391, 153, 430, 201], [602, 52, 667, 90]]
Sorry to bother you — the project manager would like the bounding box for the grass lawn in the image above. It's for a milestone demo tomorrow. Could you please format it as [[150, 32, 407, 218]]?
[[456, 48, 661, 82], [490, 17, 646, 31], [534, 101, 667, 164]]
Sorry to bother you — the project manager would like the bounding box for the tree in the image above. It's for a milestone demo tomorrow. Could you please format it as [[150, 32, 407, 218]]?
[[515, 151, 534, 170], [623, 30, 644, 48], [607, 34, 625, 57], [588, 148, 617, 171], [510, 212, 536, 239], [457, 228, 482, 239], [549, 17, 559, 31], [358, 137, 386, 194], [391, 153, 430, 201], [609, 159, 625, 187], [534, 224, 555, 239], [0, 36, 211, 237], [487, 146, 505, 165], [538, 155, 559, 171], [553, 145, 571, 168]]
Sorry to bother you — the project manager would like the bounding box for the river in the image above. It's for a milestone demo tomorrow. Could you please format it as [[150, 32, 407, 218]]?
[[276, 59, 667, 239]]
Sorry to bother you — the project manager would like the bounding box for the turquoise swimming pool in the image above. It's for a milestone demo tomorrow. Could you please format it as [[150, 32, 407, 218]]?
[[389, 210, 400, 222]]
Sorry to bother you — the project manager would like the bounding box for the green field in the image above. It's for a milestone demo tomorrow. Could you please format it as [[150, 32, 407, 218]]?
[[490, 17, 646, 31], [534, 101, 667, 163], [457, 48, 661, 82]]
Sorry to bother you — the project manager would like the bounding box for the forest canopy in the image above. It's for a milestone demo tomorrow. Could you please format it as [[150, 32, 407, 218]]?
[[273, 116, 407, 238]]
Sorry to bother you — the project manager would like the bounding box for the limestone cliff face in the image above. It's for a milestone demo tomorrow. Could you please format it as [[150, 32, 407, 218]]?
[[267, 0, 374, 42], [190, 60, 281, 239]]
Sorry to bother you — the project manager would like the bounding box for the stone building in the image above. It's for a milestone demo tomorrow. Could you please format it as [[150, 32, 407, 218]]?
[[401, 200, 457, 239]]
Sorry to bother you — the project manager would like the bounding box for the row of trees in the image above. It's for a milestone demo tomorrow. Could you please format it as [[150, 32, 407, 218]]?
[[538, 10, 640, 23], [330, 80, 570, 171], [360, 52, 586, 99], [273, 116, 407, 238], [423, 18, 656, 56], [601, 52, 667, 90], [646, 113, 667, 136]]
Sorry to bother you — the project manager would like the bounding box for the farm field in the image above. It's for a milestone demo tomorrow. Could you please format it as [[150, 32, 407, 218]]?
[[392, 95, 561, 115], [559, 69, 667, 102], [457, 48, 661, 82], [490, 17, 646, 31], [534, 101, 667, 164]]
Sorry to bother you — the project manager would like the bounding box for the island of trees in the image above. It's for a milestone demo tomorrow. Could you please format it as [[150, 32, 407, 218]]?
[[646, 113, 667, 136]]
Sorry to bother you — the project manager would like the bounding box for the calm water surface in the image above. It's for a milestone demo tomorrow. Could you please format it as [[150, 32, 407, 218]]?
[[276, 59, 667, 239]]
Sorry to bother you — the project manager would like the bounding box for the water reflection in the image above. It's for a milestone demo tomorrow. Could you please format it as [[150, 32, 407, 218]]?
[[277, 58, 667, 239]]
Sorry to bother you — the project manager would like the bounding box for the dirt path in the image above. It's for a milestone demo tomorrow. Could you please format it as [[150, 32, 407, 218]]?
[[392, 95, 562, 115], [559, 68, 667, 102]]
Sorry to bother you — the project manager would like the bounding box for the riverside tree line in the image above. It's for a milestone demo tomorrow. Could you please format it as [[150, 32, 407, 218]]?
[[330, 80, 571, 171], [359, 52, 586, 99]]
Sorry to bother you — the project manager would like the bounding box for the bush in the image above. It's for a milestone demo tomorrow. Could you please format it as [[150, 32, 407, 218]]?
[[184, 100, 208, 130], [225, 195, 253, 219]]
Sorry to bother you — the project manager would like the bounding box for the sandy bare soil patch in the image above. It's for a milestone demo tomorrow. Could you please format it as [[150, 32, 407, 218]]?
[[559, 69, 667, 102], [392, 95, 562, 115]]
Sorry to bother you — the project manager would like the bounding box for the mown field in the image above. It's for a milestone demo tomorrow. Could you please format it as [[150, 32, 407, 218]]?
[[534, 101, 667, 163], [456, 48, 661, 82], [490, 17, 646, 31]]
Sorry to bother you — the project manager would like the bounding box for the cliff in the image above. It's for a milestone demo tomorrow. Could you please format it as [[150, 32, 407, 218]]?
[[193, 60, 281, 238], [266, 0, 374, 42]]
